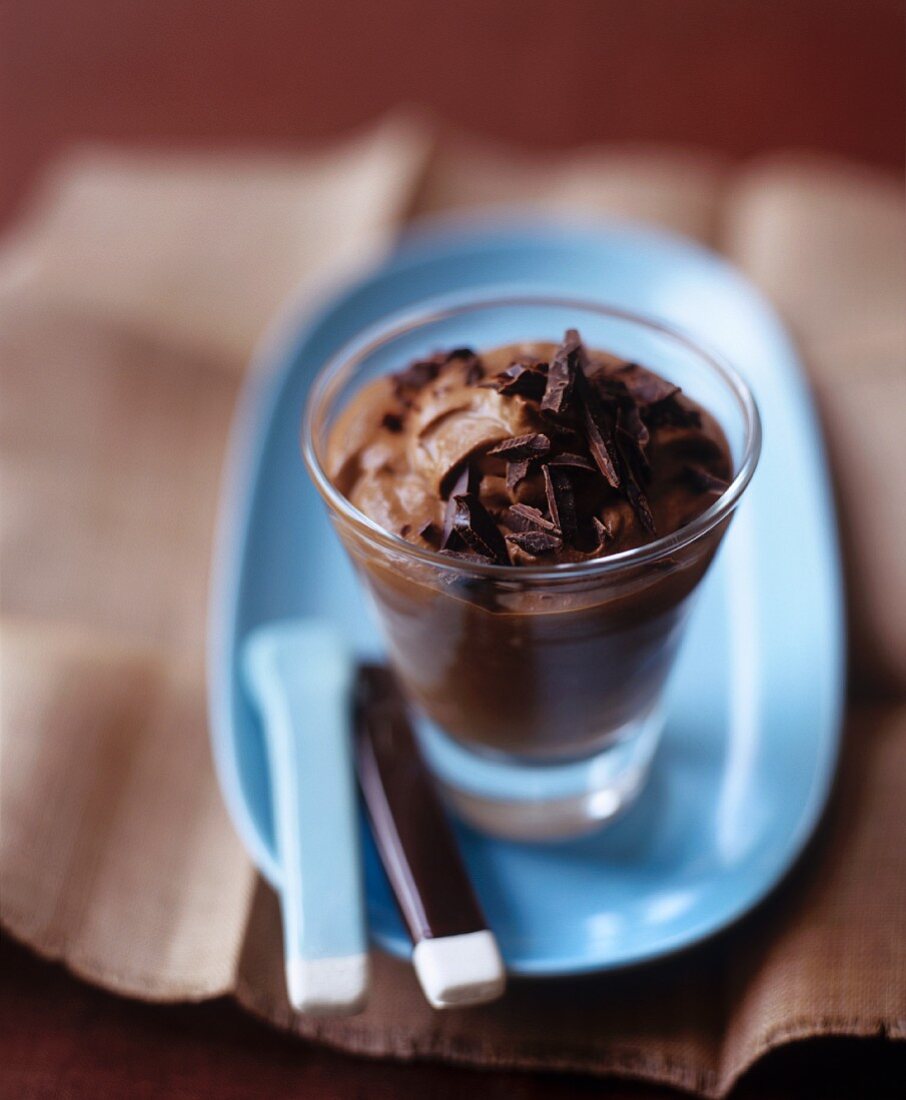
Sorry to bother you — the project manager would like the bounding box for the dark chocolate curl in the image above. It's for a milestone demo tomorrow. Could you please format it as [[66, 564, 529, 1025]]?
[[417, 520, 441, 547], [542, 465, 578, 543], [506, 459, 531, 492], [590, 516, 612, 552], [392, 358, 441, 397], [505, 503, 561, 535], [451, 494, 510, 565], [541, 330, 581, 415], [487, 433, 551, 460], [505, 531, 563, 556], [584, 405, 622, 488], [441, 465, 479, 549], [548, 452, 596, 471], [485, 362, 548, 400], [572, 359, 622, 488]]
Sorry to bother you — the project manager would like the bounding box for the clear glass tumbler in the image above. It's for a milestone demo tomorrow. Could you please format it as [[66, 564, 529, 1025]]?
[[303, 296, 761, 840]]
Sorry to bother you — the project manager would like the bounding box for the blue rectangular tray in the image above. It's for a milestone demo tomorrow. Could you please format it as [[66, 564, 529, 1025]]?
[[208, 218, 844, 975]]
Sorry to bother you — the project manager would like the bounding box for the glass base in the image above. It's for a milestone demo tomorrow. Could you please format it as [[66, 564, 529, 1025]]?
[[415, 706, 664, 842]]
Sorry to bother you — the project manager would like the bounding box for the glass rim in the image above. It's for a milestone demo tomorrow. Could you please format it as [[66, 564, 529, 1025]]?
[[302, 293, 762, 582]]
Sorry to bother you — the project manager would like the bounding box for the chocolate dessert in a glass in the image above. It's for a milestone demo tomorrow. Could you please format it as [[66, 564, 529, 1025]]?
[[303, 297, 761, 840]]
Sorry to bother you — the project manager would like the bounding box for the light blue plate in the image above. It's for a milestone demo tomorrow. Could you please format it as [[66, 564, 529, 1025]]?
[[208, 217, 844, 976]]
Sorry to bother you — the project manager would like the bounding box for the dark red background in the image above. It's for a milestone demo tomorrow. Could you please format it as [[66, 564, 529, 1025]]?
[[1, 2, 903, 1096], [1, 0, 903, 228]]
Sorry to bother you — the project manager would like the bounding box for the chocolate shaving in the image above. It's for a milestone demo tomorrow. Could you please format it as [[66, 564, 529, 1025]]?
[[683, 464, 730, 494], [596, 371, 652, 455], [505, 531, 563, 556], [541, 330, 582, 415], [487, 433, 551, 460], [505, 504, 560, 535], [392, 347, 481, 401], [616, 409, 651, 481], [441, 466, 478, 550], [417, 520, 441, 547], [589, 516, 612, 553], [451, 494, 510, 565], [439, 548, 494, 565], [486, 362, 548, 401], [442, 463, 481, 502], [506, 459, 530, 492], [547, 452, 596, 471], [582, 398, 621, 488], [445, 347, 477, 362], [542, 465, 578, 543], [440, 511, 464, 552], [614, 417, 656, 534], [392, 358, 441, 398], [381, 412, 403, 433], [574, 514, 613, 555]]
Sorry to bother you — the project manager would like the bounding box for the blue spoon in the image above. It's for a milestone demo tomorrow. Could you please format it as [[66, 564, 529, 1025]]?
[[242, 620, 368, 1014]]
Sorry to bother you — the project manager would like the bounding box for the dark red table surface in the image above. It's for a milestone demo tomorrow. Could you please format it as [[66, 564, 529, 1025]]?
[[2, 935, 903, 1100], [1, 2, 903, 1096]]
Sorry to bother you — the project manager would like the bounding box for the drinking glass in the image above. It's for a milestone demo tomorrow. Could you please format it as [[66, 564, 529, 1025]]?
[[303, 296, 761, 840]]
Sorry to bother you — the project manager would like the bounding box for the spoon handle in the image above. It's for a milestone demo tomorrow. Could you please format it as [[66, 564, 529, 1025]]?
[[244, 622, 368, 1015], [354, 665, 505, 1009]]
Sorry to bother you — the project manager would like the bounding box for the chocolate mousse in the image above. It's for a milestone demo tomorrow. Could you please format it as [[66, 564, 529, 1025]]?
[[324, 329, 735, 761], [327, 330, 732, 567]]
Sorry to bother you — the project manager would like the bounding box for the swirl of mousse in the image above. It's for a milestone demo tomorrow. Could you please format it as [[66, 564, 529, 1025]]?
[[326, 330, 732, 567]]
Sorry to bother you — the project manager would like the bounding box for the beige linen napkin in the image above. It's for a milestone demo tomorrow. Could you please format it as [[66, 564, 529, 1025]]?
[[0, 115, 429, 364], [1, 122, 903, 1097], [724, 156, 906, 694]]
